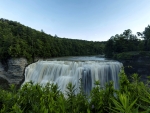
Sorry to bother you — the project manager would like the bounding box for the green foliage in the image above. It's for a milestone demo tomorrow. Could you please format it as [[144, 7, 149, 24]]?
[[113, 52, 133, 60], [143, 25, 150, 51], [90, 81, 115, 112], [105, 26, 150, 58], [104, 39, 114, 58], [1, 70, 150, 112], [0, 18, 105, 62], [110, 93, 138, 113], [66, 83, 76, 112], [104, 29, 145, 58], [113, 51, 150, 60]]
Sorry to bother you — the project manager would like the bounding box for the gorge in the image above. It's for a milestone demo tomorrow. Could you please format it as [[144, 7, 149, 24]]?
[[1, 55, 150, 93], [0, 56, 123, 93]]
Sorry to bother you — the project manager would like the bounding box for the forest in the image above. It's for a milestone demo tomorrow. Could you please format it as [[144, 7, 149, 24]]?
[[1, 18, 150, 62], [104, 26, 150, 58], [0, 18, 105, 62]]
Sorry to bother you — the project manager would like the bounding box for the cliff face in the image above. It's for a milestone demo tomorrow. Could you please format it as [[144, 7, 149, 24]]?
[[0, 58, 27, 88], [120, 56, 150, 82], [0, 56, 149, 89]]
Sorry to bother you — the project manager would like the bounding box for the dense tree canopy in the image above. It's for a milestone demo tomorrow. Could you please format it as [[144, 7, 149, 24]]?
[[0, 18, 105, 62], [143, 25, 150, 51], [104, 29, 146, 58], [1, 18, 149, 60]]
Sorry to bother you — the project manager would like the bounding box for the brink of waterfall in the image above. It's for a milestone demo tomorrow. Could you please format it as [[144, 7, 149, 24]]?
[[23, 60, 122, 95]]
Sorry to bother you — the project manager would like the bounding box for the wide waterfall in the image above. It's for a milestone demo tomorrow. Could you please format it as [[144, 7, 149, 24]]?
[[23, 60, 122, 95]]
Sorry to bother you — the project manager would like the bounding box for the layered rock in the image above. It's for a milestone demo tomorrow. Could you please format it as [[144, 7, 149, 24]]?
[[0, 58, 27, 88], [120, 56, 150, 82]]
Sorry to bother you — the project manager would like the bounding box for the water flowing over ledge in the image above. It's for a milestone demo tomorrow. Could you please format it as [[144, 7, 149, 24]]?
[[23, 60, 122, 95]]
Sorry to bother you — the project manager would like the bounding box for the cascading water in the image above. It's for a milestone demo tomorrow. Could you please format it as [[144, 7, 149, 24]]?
[[23, 60, 122, 95]]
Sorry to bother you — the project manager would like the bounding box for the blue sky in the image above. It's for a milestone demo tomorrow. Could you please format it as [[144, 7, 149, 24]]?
[[0, 0, 150, 41]]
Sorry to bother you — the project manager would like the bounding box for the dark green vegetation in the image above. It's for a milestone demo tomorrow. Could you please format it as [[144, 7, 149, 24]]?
[[0, 18, 105, 62], [1, 18, 150, 61], [104, 27, 150, 82], [105, 27, 150, 58], [0, 70, 150, 113], [113, 51, 150, 60]]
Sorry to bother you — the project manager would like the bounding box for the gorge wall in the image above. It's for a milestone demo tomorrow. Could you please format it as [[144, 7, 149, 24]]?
[[0, 58, 27, 89], [0, 56, 149, 89], [119, 56, 150, 82]]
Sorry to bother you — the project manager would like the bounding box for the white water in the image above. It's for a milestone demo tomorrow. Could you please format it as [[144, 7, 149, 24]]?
[[23, 60, 122, 95]]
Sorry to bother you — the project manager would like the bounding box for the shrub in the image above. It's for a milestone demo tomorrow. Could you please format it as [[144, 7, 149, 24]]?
[[0, 70, 150, 112]]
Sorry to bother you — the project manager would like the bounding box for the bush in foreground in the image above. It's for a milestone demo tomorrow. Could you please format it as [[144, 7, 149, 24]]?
[[0, 70, 150, 113]]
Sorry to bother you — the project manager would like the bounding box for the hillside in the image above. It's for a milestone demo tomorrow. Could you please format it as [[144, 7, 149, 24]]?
[[0, 18, 105, 62]]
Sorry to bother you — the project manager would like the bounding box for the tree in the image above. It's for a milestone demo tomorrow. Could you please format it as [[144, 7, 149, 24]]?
[[143, 25, 150, 51], [105, 39, 114, 58], [104, 29, 141, 58], [123, 29, 132, 39], [0, 18, 104, 61]]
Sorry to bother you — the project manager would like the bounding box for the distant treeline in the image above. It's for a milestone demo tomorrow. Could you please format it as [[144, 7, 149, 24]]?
[[105, 26, 150, 58], [1, 18, 149, 61], [0, 18, 105, 62]]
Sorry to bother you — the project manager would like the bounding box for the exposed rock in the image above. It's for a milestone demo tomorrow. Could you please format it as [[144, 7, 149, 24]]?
[[0, 58, 28, 88], [7, 58, 27, 77], [119, 56, 150, 82], [0, 77, 9, 89]]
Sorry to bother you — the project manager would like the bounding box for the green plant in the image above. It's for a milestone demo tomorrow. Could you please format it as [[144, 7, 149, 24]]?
[[119, 68, 130, 93], [1, 70, 150, 112], [65, 82, 77, 112], [110, 93, 138, 113], [90, 81, 115, 113]]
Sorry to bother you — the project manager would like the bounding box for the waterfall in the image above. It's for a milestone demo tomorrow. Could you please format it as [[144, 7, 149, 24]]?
[[23, 61, 122, 94]]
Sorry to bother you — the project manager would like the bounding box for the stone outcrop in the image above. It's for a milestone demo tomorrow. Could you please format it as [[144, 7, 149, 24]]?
[[0, 58, 27, 88], [120, 56, 150, 82]]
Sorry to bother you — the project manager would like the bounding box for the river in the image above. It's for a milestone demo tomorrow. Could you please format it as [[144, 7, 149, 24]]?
[[23, 56, 122, 95]]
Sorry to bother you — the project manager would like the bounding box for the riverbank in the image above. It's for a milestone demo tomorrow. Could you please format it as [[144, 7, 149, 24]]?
[[113, 51, 150, 82]]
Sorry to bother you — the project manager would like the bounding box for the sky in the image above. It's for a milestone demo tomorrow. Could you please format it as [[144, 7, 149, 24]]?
[[0, 0, 150, 41]]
